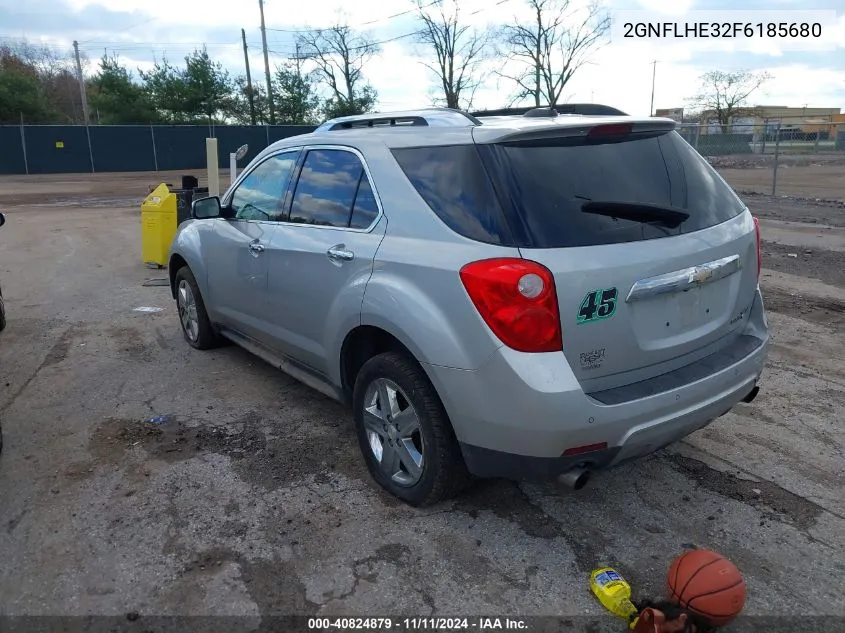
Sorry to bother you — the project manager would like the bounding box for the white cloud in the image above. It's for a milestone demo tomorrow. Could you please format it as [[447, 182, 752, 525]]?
[[366, 41, 431, 109], [634, 0, 695, 16]]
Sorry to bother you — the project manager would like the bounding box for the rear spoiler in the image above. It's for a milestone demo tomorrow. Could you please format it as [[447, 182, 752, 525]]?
[[472, 118, 677, 145]]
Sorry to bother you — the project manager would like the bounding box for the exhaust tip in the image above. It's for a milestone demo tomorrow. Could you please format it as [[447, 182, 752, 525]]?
[[742, 385, 760, 404], [558, 468, 592, 490]]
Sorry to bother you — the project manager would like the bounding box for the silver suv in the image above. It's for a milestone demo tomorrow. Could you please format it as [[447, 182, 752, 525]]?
[[168, 106, 770, 506]]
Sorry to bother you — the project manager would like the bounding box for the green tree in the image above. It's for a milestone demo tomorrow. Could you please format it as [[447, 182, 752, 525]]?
[[89, 54, 158, 124], [182, 47, 233, 122], [0, 48, 54, 123], [140, 47, 232, 122], [0, 41, 87, 123], [139, 57, 186, 121], [323, 85, 377, 119], [273, 56, 321, 124], [228, 76, 271, 124], [11, 40, 84, 123]]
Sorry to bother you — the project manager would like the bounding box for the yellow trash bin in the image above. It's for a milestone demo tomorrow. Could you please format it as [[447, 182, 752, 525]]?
[[141, 183, 178, 268]]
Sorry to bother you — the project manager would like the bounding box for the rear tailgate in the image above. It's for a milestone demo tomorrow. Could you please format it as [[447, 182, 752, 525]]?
[[524, 217, 758, 391], [474, 121, 760, 392]]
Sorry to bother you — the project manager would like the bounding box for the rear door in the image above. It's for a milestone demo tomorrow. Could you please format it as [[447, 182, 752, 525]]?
[[262, 146, 387, 376], [477, 125, 759, 392]]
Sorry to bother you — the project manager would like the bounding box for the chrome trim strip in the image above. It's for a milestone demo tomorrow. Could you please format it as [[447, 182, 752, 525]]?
[[625, 255, 742, 303]]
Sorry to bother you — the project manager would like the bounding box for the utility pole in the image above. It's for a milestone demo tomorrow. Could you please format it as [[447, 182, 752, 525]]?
[[534, 38, 541, 107], [649, 60, 657, 116], [73, 40, 90, 126], [258, 0, 276, 124], [241, 28, 257, 125]]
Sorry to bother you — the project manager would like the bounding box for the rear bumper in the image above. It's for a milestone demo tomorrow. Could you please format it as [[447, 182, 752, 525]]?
[[424, 287, 770, 481]]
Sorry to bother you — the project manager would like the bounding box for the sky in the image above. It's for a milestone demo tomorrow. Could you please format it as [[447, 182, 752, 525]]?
[[1, 0, 844, 117]]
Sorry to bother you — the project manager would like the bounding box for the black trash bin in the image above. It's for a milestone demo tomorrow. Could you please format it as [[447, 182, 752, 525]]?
[[174, 189, 193, 225], [181, 175, 199, 190], [172, 175, 210, 225]]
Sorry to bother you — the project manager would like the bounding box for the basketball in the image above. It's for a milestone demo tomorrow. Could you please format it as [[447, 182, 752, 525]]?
[[667, 549, 746, 626]]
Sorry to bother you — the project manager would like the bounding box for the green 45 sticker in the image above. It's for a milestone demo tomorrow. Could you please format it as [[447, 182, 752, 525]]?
[[577, 287, 618, 324]]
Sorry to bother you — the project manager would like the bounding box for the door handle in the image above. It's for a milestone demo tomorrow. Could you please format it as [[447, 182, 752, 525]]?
[[248, 242, 265, 253], [327, 245, 354, 262]]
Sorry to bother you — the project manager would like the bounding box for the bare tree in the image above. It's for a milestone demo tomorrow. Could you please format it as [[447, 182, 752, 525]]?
[[8, 40, 78, 81], [499, 0, 609, 108], [297, 24, 380, 119], [689, 70, 771, 132], [415, 0, 489, 110]]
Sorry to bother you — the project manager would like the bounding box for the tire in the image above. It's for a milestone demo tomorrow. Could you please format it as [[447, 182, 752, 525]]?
[[174, 266, 220, 350], [353, 351, 469, 507]]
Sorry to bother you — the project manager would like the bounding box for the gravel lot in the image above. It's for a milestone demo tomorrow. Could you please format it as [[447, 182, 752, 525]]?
[[0, 168, 843, 632]]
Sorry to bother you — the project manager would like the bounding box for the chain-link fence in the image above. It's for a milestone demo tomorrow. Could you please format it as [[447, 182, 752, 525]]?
[[677, 116, 845, 201]]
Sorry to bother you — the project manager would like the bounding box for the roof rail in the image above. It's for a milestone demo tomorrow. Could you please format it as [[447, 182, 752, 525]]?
[[471, 103, 629, 117], [315, 108, 481, 132], [325, 115, 429, 131]]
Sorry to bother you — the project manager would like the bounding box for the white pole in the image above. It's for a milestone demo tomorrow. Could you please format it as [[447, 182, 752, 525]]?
[[206, 138, 219, 198], [230, 152, 237, 187]]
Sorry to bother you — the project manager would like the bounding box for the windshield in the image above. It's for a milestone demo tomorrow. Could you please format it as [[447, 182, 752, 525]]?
[[480, 130, 747, 248]]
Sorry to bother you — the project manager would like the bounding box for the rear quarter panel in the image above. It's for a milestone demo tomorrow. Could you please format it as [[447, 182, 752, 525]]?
[[362, 236, 521, 370], [357, 141, 522, 370]]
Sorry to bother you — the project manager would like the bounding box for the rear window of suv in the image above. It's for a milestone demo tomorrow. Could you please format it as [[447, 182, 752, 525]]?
[[392, 130, 746, 248]]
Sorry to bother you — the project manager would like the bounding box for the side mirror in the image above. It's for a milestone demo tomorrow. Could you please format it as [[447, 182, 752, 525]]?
[[192, 196, 222, 219], [0, 213, 5, 228]]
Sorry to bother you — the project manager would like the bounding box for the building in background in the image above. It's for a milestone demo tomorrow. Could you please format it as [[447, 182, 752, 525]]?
[[655, 107, 685, 122], [696, 106, 842, 139]]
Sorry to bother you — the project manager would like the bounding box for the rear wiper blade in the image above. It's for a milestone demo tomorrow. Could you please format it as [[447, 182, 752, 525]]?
[[580, 201, 690, 228]]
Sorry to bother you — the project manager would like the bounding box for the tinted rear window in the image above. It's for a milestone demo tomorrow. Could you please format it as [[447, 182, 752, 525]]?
[[483, 130, 746, 248], [392, 132, 746, 248]]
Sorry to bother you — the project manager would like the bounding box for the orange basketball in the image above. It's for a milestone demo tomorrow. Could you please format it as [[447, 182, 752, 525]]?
[[667, 549, 746, 627]]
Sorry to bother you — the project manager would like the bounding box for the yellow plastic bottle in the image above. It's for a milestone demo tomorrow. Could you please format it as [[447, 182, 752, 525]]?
[[589, 567, 640, 629]]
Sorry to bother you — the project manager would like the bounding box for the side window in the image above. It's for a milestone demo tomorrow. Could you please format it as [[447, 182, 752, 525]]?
[[349, 173, 379, 229], [229, 152, 297, 222], [390, 145, 513, 245], [289, 149, 366, 227]]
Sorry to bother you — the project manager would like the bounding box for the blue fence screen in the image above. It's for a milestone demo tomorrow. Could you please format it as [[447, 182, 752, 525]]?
[[0, 124, 317, 175]]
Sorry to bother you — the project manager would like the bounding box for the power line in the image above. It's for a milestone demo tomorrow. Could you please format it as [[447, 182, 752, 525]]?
[[77, 17, 162, 45], [265, 29, 421, 58], [261, 0, 508, 35], [9, 0, 515, 62], [262, 0, 513, 59], [264, 0, 440, 34], [77, 42, 242, 57], [80, 41, 239, 47]]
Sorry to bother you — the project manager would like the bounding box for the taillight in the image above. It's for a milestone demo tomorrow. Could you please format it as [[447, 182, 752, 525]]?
[[753, 216, 761, 279], [459, 258, 562, 353], [588, 123, 632, 138]]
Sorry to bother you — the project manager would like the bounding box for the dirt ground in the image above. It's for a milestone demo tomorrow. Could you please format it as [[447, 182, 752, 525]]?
[[0, 168, 844, 632], [708, 154, 845, 201]]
